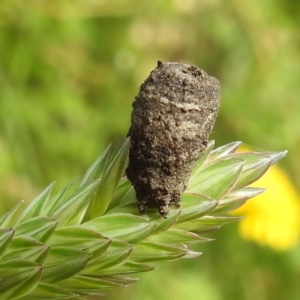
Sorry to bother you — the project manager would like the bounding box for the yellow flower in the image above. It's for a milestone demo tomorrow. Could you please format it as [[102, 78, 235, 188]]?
[[232, 147, 300, 250]]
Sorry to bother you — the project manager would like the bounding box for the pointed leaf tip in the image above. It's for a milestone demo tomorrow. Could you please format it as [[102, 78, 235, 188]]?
[[88, 139, 129, 219], [17, 182, 56, 225]]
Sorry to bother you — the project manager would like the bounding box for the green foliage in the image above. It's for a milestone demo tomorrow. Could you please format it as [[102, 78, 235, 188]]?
[[0, 140, 286, 299], [0, 1, 299, 299]]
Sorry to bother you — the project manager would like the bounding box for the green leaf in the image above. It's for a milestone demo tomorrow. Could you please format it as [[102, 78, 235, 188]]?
[[214, 187, 265, 213], [88, 139, 129, 218], [59, 275, 124, 295], [83, 213, 155, 244], [49, 226, 111, 259], [207, 141, 242, 161], [231, 153, 273, 190], [14, 217, 58, 243], [82, 239, 133, 274], [0, 260, 42, 300], [109, 179, 135, 209], [106, 201, 140, 215], [199, 215, 245, 226], [264, 150, 288, 164], [42, 247, 91, 283], [131, 241, 188, 262], [190, 140, 215, 178], [144, 209, 181, 234], [17, 183, 55, 225], [2, 236, 49, 264], [103, 275, 138, 285], [119, 185, 136, 206], [175, 216, 244, 233], [108, 203, 180, 234], [0, 229, 14, 258], [44, 181, 75, 217], [24, 283, 78, 300], [50, 180, 99, 227], [181, 249, 203, 259], [178, 193, 218, 223], [222, 186, 265, 203], [80, 144, 111, 186], [95, 260, 154, 276], [147, 228, 211, 245], [0, 201, 24, 229], [187, 158, 244, 199]]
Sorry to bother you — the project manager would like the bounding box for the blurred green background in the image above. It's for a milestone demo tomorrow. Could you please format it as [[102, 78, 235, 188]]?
[[1, 0, 300, 299]]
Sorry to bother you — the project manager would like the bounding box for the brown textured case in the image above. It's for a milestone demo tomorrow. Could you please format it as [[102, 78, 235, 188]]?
[[126, 61, 220, 217]]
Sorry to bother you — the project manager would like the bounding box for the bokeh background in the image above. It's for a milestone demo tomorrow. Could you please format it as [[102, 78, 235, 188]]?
[[1, 0, 300, 299]]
